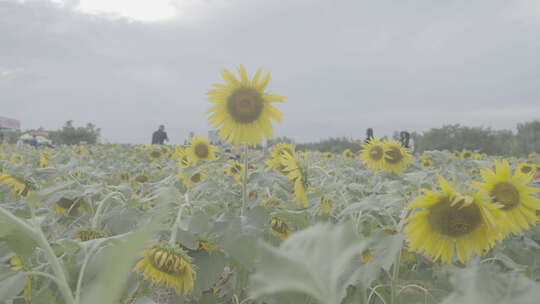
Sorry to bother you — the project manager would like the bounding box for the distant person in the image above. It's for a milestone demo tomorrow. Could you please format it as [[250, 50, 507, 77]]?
[[152, 125, 169, 145], [0, 131, 4, 143], [29, 135, 38, 148], [365, 128, 374, 143], [399, 131, 410, 148]]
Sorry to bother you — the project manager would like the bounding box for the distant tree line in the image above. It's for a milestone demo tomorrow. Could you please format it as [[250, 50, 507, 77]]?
[[269, 120, 540, 156], [48, 121, 101, 145], [2, 120, 100, 145], [413, 120, 540, 156]]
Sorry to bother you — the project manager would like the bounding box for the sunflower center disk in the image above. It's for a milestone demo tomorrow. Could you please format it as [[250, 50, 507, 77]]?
[[369, 146, 384, 161], [227, 87, 264, 124], [191, 173, 201, 183], [428, 197, 482, 237], [194, 143, 209, 158], [384, 147, 404, 164], [491, 182, 520, 210], [521, 166, 532, 174]]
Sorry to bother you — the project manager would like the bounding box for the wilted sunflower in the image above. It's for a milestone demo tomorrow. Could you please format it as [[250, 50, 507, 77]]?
[[342, 149, 356, 160], [186, 136, 217, 162], [74, 228, 106, 242], [382, 140, 413, 174], [271, 217, 291, 240], [471, 160, 540, 235], [260, 198, 285, 208], [361, 137, 385, 173], [281, 151, 309, 207], [517, 163, 538, 176], [54, 197, 85, 215], [134, 244, 196, 295], [0, 174, 31, 197], [197, 239, 217, 252], [405, 176, 504, 264], [9, 256, 32, 302], [206, 65, 285, 146]]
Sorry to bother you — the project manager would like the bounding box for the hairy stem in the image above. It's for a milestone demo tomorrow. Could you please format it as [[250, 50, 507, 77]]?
[[241, 143, 249, 216], [169, 193, 187, 246]]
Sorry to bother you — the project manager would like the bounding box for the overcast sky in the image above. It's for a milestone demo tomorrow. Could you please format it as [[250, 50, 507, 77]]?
[[1, 0, 540, 144]]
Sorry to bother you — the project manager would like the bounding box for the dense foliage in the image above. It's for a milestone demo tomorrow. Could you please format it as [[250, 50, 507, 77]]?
[[0, 143, 539, 304]]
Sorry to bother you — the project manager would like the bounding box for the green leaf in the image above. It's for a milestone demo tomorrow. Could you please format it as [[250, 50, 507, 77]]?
[[251, 223, 367, 304], [193, 250, 227, 291], [0, 272, 26, 301]]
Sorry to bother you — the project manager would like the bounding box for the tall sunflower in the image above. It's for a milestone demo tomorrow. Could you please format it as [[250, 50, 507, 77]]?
[[361, 137, 385, 173], [405, 176, 504, 264], [382, 140, 413, 174], [186, 136, 217, 162], [206, 65, 285, 146], [471, 160, 540, 234], [134, 244, 196, 295]]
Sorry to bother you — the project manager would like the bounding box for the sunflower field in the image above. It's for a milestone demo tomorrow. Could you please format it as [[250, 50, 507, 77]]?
[[1, 66, 540, 304]]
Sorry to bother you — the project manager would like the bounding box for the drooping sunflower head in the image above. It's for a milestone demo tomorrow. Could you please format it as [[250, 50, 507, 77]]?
[[54, 197, 83, 215], [206, 65, 285, 146], [134, 244, 196, 295], [186, 136, 217, 162], [381, 140, 413, 174], [342, 149, 356, 160], [271, 143, 296, 159], [281, 151, 309, 207], [0, 174, 31, 197], [74, 228, 106, 242], [361, 137, 385, 173], [471, 160, 540, 234], [260, 198, 285, 208], [405, 176, 504, 264], [271, 217, 291, 240]]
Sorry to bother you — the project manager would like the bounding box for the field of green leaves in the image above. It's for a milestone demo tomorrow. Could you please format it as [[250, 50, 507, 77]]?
[[1, 142, 540, 304]]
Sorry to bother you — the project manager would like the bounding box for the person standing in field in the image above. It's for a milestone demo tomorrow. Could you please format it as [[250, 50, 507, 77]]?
[[365, 128, 374, 143], [152, 125, 169, 145]]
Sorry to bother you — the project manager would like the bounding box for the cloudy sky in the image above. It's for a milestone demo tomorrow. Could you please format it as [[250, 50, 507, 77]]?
[[2, 0, 540, 144]]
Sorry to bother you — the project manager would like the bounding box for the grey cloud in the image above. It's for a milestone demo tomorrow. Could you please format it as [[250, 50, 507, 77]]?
[[1, 0, 539, 144]]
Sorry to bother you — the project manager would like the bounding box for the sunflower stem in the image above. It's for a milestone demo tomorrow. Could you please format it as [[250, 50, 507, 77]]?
[[0, 206, 76, 304], [169, 193, 187, 246], [241, 143, 249, 216], [91, 191, 119, 229]]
